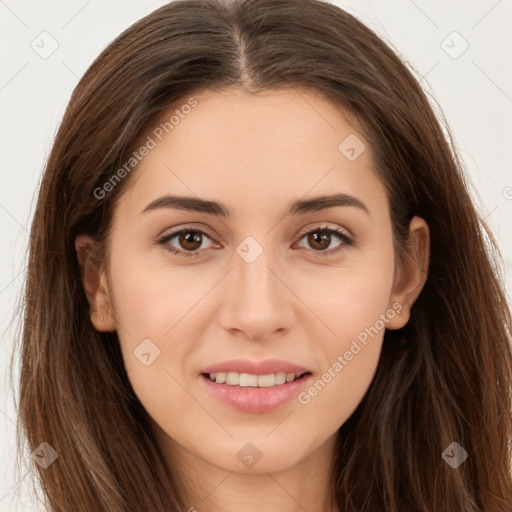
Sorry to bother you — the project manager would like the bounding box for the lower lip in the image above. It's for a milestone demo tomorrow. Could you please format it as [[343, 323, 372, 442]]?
[[201, 374, 312, 413]]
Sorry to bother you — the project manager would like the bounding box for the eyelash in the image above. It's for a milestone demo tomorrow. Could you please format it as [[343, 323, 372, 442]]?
[[156, 225, 353, 259]]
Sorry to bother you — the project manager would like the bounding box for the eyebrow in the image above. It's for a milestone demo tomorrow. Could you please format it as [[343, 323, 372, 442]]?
[[141, 192, 369, 217]]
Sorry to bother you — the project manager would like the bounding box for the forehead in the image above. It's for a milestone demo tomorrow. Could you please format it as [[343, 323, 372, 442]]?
[[116, 87, 385, 218], [152, 87, 364, 164]]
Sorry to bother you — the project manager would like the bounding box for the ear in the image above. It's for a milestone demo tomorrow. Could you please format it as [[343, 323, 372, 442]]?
[[386, 216, 430, 330], [75, 234, 116, 332]]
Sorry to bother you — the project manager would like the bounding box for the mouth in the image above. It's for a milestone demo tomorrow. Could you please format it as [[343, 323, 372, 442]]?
[[202, 371, 311, 388], [200, 372, 313, 412], [199, 359, 313, 412]]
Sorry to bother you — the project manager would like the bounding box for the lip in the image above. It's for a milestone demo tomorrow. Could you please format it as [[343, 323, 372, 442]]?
[[201, 374, 312, 413], [201, 358, 311, 376], [200, 358, 313, 413]]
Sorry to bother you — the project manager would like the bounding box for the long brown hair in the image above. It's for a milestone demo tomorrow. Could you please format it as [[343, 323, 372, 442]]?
[[11, 0, 512, 510]]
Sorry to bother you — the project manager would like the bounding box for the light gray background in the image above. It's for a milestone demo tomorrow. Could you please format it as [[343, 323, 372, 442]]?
[[1, 1, 511, 510]]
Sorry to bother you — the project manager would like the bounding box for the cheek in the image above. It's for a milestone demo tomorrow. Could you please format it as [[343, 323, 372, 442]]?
[[296, 339, 382, 438], [108, 242, 209, 338], [107, 242, 206, 401], [295, 249, 395, 420], [296, 296, 387, 433], [304, 245, 396, 345]]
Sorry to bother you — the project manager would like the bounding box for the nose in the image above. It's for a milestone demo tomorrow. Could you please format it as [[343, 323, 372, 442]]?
[[218, 243, 296, 342]]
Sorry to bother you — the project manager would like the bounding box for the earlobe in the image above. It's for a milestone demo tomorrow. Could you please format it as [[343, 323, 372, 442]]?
[[386, 216, 430, 330], [75, 234, 116, 332]]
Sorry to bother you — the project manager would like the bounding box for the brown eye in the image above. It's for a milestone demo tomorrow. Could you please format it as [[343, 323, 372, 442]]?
[[297, 226, 352, 256], [157, 228, 216, 257], [306, 230, 332, 251], [177, 231, 203, 251]]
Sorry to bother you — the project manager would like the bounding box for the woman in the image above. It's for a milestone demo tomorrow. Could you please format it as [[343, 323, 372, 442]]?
[[12, 0, 512, 510]]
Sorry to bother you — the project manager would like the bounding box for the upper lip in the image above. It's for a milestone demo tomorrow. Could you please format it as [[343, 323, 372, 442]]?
[[201, 358, 311, 376]]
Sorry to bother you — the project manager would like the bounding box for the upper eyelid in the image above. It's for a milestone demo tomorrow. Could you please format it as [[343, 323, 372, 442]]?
[[159, 225, 218, 243], [298, 224, 352, 238]]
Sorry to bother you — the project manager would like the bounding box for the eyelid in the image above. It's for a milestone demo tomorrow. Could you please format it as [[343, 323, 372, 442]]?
[[157, 223, 219, 244], [156, 225, 219, 256], [156, 223, 354, 258], [295, 222, 353, 240], [292, 224, 353, 255]]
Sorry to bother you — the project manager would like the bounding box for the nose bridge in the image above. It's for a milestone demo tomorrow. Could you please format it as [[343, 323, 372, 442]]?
[[220, 234, 293, 338], [235, 236, 282, 305]]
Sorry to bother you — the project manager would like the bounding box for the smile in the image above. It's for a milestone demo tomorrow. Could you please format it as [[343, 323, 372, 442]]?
[[206, 371, 308, 387]]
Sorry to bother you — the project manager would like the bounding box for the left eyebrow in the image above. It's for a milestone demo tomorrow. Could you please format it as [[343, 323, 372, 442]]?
[[288, 193, 369, 216], [140, 192, 370, 217]]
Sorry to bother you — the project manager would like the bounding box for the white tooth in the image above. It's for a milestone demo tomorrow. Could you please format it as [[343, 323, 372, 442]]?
[[215, 372, 226, 384], [239, 373, 258, 387], [257, 373, 275, 387], [216, 372, 299, 387], [226, 372, 240, 385], [275, 372, 286, 385]]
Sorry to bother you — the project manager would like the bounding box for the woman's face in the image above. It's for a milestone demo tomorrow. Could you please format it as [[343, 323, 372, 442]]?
[[78, 87, 427, 476]]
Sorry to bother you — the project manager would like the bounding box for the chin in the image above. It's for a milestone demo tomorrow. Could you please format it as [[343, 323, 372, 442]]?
[[199, 435, 316, 475]]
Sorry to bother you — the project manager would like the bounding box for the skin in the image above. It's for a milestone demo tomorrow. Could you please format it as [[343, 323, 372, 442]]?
[[76, 87, 429, 512]]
